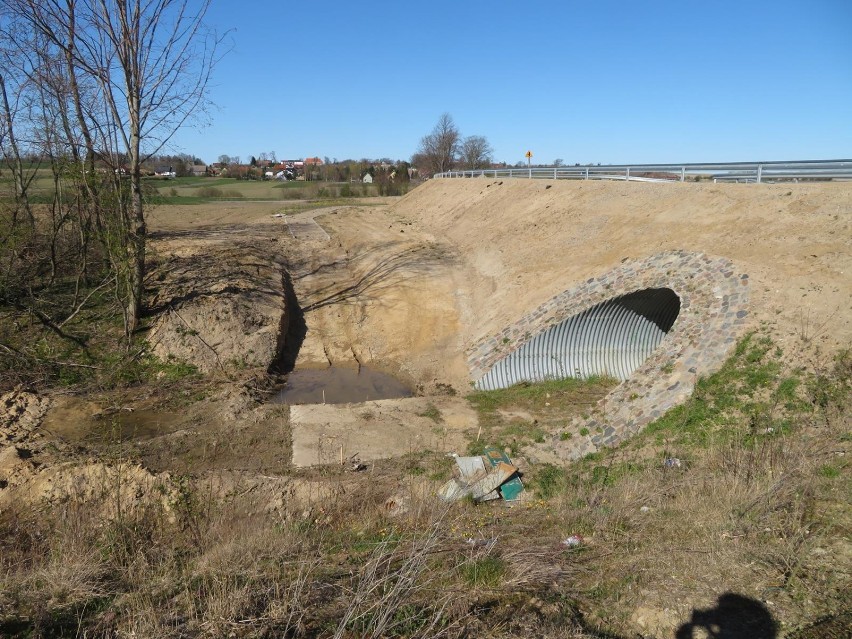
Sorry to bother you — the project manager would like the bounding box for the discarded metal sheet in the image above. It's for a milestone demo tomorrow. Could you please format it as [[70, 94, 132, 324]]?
[[471, 462, 517, 501], [438, 478, 469, 502], [439, 450, 525, 503], [455, 455, 487, 480], [483, 447, 525, 502]]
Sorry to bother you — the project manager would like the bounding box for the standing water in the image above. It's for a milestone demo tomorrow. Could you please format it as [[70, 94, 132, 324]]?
[[270, 366, 412, 405]]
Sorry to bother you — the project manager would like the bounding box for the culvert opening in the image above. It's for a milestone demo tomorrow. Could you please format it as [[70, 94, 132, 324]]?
[[476, 287, 681, 390]]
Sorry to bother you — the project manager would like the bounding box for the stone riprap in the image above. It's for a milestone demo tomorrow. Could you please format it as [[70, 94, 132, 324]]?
[[466, 250, 750, 461]]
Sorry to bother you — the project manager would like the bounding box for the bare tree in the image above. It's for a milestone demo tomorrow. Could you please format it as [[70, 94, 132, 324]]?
[[415, 113, 460, 176], [7, 0, 223, 335], [459, 135, 493, 170]]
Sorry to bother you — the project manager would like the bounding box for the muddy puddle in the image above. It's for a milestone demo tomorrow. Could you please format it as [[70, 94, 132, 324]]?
[[43, 400, 184, 444], [271, 366, 413, 405]]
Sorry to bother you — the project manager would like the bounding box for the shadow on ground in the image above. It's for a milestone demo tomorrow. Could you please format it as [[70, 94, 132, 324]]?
[[674, 593, 777, 639]]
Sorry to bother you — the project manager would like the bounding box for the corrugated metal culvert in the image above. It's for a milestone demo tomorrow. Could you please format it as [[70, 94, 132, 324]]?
[[475, 288, 681, 390]]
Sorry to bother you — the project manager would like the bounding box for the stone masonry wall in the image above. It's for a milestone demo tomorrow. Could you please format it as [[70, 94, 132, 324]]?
[[466, 250, 750, 461]]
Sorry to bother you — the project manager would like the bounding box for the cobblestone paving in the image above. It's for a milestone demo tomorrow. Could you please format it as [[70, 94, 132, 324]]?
[[466, 250, 750, 461]]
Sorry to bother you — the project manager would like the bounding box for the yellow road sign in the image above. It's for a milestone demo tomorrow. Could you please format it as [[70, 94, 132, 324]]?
[[525, 150, 533, 159]]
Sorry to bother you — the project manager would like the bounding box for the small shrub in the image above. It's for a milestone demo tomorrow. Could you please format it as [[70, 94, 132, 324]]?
[[196, 186, 221, 198], [533, 463, 568, 498], [417, 404, 442, 423]]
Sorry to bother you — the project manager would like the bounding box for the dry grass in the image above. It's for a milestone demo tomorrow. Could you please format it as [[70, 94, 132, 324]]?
[[0, 335, 849, 638]]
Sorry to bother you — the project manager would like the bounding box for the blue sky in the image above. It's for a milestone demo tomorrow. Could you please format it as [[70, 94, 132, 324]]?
[[169, 1, 852, 166]]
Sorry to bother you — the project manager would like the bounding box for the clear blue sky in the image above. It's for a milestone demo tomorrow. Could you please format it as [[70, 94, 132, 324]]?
[[169, 0, 852, 166]]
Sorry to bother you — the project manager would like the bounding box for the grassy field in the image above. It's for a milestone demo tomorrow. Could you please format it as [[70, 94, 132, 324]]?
[[154, 177, 402, 204], [1, 169, 405, 206]]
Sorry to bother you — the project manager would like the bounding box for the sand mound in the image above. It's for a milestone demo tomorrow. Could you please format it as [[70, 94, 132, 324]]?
[[392, 179, 851, 355]]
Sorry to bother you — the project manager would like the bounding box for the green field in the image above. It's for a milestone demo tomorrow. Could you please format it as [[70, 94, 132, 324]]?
[[1, 168, 403, 206]]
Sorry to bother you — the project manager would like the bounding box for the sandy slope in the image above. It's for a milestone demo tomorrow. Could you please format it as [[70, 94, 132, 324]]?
[[391, 179, 851, 358]]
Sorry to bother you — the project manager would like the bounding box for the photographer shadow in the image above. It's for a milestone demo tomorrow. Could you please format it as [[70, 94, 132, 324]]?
[[675, 593, 777, 639]]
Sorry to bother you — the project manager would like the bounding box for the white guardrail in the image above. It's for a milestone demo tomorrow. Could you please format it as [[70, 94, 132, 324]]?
[[434, 159, 852, 183]]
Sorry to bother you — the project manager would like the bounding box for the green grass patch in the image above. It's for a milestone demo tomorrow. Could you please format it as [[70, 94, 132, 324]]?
[[417, 404, 442, 423], [818, 463, 841, 479], [531, 463, 569, 498], [460, 556, 505, 588], [465, 376, 616, 453], [642, 333, 802, 449], [467, 375, 615, 413]]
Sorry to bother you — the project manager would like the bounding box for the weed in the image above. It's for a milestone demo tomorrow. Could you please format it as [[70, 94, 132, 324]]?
[[417, 404, 442, 423], [818, 464, 840, 479], [460, 556, 505, 588], [532, 463, 568, 498]]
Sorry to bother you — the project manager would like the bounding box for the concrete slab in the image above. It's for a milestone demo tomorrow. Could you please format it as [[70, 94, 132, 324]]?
[[289, 396, 477, 467]]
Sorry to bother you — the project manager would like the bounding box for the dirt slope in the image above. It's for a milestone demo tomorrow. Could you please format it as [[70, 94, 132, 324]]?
[[391, 179, 851, 359]]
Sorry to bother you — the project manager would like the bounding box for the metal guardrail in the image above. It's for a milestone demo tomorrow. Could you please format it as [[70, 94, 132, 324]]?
[[434, 159, 852, 183]]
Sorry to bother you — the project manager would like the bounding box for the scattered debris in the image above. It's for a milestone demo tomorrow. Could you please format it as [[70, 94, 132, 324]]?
[[438, 448, 524, 504], [344, 453, 367, 472], [664, 457, 682, 468], [562, 535, 584, 547], [455, 455, 486, 479], [640, 505, 651, 513], [483, 447, 524, 502], [465, 537, 498, 548]]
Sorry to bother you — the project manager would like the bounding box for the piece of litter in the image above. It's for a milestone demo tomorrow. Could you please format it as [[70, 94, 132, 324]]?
[[664, 457, 682, 468], [483, 447, 525, 502], [383, 494, 409, 517], [438, 449, 524, 504], [272, 213, 285, 218], [438, 478, 468, 503], [562, 535, 584, 547], [470, 462, 517, 501], [345, 454, 366, 472], [455, 456, 487, 482], [640, 506, 651, 513], [465, 537, 497, 548]]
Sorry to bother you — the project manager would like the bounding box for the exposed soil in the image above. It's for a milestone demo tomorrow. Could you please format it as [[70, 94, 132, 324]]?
[[1, 181, 849, 637], [5, 180, 849, 506], [394, 179, 851, 360]]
